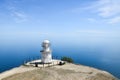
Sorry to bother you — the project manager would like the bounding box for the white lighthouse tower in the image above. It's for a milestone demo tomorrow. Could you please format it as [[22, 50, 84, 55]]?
[[40, 40, 52, 63]]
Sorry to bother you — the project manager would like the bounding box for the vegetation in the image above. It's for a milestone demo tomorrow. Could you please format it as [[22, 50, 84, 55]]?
[[61, 56, 74, 63]]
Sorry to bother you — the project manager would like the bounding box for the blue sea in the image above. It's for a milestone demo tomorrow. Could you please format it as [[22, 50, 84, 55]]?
[[0, 42, 120, 78]]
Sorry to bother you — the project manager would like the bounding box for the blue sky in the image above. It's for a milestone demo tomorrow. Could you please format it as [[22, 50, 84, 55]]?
[[0, 0, 120, 46]]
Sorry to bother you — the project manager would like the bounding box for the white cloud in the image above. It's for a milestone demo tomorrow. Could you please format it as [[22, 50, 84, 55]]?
[[87, 18, 97, 23], [11, 11, 27, 23], [85, 0, 120, 24], [76, 30, 106, 34], [96, 0, 120, 18], [108, 16, 120, 24], [7, 2, 28, 23]]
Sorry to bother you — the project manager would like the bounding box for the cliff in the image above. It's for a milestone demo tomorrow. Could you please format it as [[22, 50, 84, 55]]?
[[0, 62, 118, 80]]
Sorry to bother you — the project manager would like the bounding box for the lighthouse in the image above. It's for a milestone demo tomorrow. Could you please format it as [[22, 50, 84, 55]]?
[[40, 40, 52, 63]]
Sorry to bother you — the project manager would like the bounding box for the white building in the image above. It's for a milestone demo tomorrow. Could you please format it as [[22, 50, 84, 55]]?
[[40, 40, 52, 63]]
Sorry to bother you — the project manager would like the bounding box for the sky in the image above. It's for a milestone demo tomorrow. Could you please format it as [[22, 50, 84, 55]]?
[[0, 0, 120, 46]]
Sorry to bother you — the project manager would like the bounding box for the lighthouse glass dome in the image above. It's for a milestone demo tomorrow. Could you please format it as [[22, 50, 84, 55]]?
[[43, 40, 50, 44]]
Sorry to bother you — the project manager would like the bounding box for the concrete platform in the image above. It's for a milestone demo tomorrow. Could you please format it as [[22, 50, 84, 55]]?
[[25, 59, 61, 67]]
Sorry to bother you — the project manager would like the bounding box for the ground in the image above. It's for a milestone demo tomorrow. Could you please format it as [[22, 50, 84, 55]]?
[[0, 62, 117, 80]]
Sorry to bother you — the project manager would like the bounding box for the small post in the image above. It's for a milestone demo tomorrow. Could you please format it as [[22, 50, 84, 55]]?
[[53, 61, 54, 66], [35, 63, 38, 67], [43, 63, 44, 68]]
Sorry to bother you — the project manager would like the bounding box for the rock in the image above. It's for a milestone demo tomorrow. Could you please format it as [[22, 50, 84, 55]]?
[[0, 63, 118, 80]]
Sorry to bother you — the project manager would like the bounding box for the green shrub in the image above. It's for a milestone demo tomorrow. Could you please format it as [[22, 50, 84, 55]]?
[[61, 56, 73, 63]]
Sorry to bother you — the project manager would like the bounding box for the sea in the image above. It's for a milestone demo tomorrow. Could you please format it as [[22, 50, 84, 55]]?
[[0, 42, 120, 78]]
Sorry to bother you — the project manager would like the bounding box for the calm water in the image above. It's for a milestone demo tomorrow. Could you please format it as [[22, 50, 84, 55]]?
[[0, 44, 120, 78]]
